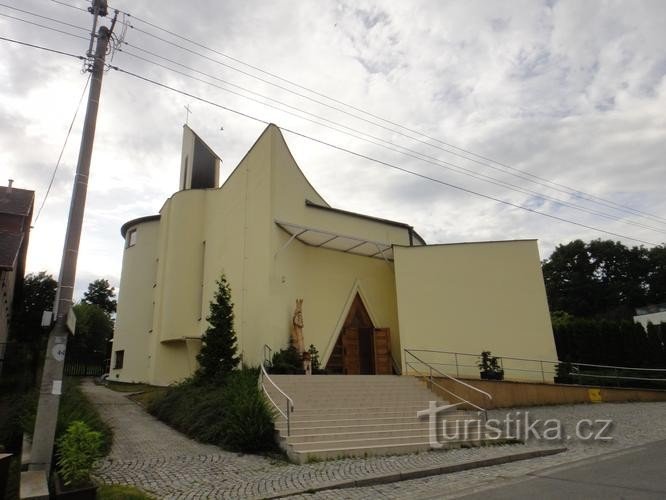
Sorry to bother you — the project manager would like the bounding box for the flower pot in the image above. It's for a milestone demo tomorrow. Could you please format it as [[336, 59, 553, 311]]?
[[480, 371, 504, 381], [53, 474, 98, 500]]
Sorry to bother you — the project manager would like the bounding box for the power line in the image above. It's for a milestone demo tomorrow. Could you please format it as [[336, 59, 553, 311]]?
[[35, 73, 91, 224], [108, 64, 661, 247], [115, 8, 666, 225], [0, 2, 89, 33], [118, 47, 666, 236], [0, 11, 89, 41], [0, 34, 86, 59], [49, 0, 89, 14]]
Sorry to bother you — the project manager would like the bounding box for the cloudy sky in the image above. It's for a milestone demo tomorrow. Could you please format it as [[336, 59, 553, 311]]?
[[1, 0, 664, 299]]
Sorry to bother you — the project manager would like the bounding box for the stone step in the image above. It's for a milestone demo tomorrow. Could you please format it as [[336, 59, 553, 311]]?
[[264, 374, 493, 463], [288, 438, 497, 464], [275, 416, 473, 435], [278, 419, 475, 436], [290, 431, 489, 452], [278, 402, 445, 415], [285, 424, 486, 444], [276, 408, 459, 424]]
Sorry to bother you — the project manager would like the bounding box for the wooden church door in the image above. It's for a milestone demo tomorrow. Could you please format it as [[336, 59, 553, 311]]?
[[373, 328, 392, 375], [327, 294, 393, 375]]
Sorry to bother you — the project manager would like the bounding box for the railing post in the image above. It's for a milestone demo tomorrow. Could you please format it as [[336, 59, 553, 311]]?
[[540, 361, 545, 383], [455, 353, 460, 378], [286, 399, 291, 436], [429, 366, 433, 389]]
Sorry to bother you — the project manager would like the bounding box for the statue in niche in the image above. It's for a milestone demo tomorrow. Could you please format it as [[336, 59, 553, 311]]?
[[291, 298, 311, 374]]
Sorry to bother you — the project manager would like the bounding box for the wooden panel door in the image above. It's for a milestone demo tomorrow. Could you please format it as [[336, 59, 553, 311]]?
[[342, 327, 360, 375], [373, 328, 392, 375]]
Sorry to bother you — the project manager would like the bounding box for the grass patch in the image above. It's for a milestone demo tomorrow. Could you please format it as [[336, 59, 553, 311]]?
[[105, 381, 156, 393], [148, 367, 277, 453], [129, 388, 167, 409], [22, 377, 113, 456], [98, 484, 153, 499]]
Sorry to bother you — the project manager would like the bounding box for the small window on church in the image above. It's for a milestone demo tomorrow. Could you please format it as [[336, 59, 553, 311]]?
[[114, 350, 124, 370], [127, 228, 137, 248]]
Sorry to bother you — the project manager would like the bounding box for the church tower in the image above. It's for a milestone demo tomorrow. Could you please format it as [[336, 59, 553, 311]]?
[[179, 125, 220, 190]]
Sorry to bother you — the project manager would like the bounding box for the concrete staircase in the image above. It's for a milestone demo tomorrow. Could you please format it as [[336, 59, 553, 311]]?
[[264, 375, 495, 464]]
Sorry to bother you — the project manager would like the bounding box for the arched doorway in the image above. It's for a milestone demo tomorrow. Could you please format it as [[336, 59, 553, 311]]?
[[326, 294, 392, 374]]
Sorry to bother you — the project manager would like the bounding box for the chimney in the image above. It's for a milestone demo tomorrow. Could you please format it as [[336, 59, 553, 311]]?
[[7, 179, 13, 192]]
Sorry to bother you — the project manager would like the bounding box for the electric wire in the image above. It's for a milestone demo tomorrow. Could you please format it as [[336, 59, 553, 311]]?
[[107, 64, 661, 247], [49, 0, 89, 14], [34, 73, 91, 224], [0, 11, 88, 40], [1, 28, 660, 244], [0, 34, 85, 59], [114, 9, 666, 225], [117, 47, 666, 236], [0, 2, 89, 33]]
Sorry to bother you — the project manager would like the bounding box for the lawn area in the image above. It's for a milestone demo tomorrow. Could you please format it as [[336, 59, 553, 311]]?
[[105, 381, 157, 393]]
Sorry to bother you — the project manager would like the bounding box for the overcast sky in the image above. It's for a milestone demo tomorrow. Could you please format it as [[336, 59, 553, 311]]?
[[1, 0, 664, 299]]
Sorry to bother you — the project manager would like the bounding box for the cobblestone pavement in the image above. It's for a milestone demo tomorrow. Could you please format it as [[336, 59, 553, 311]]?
[[288, 401, 666, 499], [81, 381, 666, 499]]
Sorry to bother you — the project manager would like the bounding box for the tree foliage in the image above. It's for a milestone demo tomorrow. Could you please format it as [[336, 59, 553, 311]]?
[[81, 278, 117, 315], [68, 303, 114, 359], [195, 275, 239, 383], [10, 271, 57, 342], [542, 239, 665, 319]]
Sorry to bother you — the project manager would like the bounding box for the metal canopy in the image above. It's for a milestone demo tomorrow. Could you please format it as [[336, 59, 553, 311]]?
[[275, 220, 394, 261]]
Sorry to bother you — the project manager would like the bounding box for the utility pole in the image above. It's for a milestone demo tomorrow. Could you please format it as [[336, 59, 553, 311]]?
[[28, 2, 115, 474]]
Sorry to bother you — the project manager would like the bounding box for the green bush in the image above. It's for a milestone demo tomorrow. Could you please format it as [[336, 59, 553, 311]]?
[[268, 345, 303, 374], [149, 368, 276, 453], [56, 421, 103, 487]]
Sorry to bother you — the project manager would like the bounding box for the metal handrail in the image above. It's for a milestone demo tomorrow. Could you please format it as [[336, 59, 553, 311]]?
[[404, 349, 491, 418], [259, 359, 295, 436], [407, 348, 666, 373], [407, 359, 488, 417], [405, 349, 493, 400]]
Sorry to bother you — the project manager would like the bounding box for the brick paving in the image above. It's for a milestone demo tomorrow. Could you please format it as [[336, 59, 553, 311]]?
[[81, 380, 666, 499]]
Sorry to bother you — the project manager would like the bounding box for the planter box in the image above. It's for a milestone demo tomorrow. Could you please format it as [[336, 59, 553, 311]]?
[[53, 475, 97, 500], [480, 371, 504, 381]]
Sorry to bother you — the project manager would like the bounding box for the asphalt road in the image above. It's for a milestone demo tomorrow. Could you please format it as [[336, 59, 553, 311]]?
[[457, 439, 666, 500]]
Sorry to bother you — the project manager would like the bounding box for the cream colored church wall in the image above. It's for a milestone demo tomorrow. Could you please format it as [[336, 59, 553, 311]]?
[[110, 219, 159, 383], [394, 241, 557, 381], [156, 190, 207, 343]]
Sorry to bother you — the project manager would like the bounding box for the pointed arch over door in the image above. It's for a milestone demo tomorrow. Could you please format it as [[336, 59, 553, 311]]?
[[326, 293, 392, 375]]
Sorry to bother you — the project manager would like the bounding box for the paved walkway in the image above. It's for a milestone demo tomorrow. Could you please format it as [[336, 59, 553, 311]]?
[[82, 380, 549, 499]]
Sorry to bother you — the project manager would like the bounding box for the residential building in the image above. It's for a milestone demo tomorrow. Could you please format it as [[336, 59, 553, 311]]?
[[0, 181, 34, 370]]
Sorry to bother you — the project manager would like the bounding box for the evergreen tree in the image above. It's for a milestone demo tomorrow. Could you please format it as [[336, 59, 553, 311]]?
[[195, 275, 239, 382]]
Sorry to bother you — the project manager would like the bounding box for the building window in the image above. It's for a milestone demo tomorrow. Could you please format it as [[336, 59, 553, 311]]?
[[126, 228, 137, 248], [114, 350, 124, 370]]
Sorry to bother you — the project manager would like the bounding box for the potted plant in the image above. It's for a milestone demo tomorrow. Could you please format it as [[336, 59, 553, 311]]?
[[53, 421, 102, 499], [478, 351, 504, 381]]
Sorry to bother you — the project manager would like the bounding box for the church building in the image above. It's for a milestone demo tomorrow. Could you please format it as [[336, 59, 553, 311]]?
[[110, 124, 557, 386]]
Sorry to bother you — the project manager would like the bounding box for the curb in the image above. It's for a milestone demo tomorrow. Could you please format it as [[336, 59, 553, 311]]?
[[268, 447, 567, 498]]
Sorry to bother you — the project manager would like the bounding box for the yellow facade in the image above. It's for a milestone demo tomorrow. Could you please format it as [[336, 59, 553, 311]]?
[[394, 242, 558, 378], [110, 124, 557, 386]]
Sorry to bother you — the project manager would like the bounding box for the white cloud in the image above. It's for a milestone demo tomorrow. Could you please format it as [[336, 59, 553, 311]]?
[[0, 0, 664, 299]]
